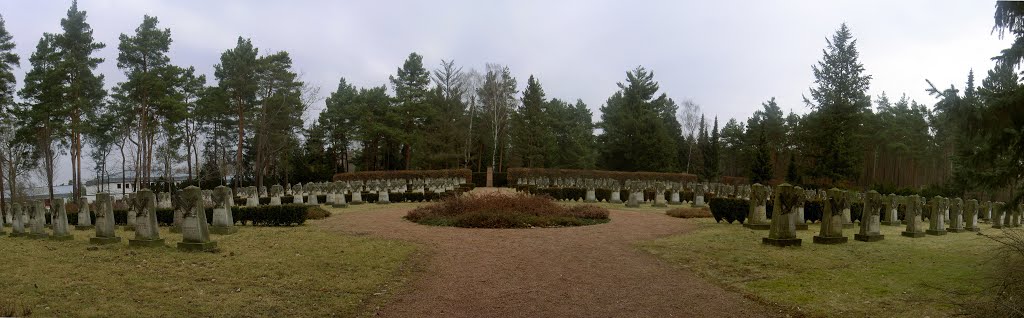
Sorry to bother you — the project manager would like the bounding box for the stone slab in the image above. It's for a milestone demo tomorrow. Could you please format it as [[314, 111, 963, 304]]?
[[813, 236, 848, 244], [854, 234, 884, 242], [926, 229, 948, 236], [946, 228, 969, 233], [210, 226, 238, 235], [965, 227, 980, 232], [74, 225, 94, 231], [762, 238, 802, 247], [178, 241, 218, 252], [129, 238, 166, 247], [49, 234, 74, 241], [901, 231, 926, 238], [744, 224, 771, 230], [90, 236, 122, 245]]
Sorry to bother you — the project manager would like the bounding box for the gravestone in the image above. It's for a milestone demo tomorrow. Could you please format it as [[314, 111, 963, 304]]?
[[246, 187, 259, 207], [50, 198, 73, 240], [293, 183, 304, 204], [377, 180, 391, 204], [669, 185, 682, 205], [609, 188, 622, 204], [584, 180, 597, 203], [270, 184, 283, 206], [763, 184, 803, 247], [693, 184, 706, 207], [332, 182, 348, 208], [813, 188, 849, 244], [124, 194, 137, 231], [854, 191, 884, 242], [8, 203, 24, 237], [75, 196, 93, 230], [350, 181, 363, 205], [28, 201, 49, 239], [993, 202, 1006, 229], [926, 196, 948, 236], [308, 187, 319, 205], [178, 186, 218, 252], [211, 185, 238, 235], [129, 189, 165, 247], [901, 195, 927, 237], [794, 190, 808, 231], [171, 190, 185, 233], [841, 193, 855, 229], [745, 183, 770, 230], [964, 199, 980, 232], [652, 182, 667, 207], [1013, 203, 1023, 228], [947, 198, 967, 233], [90, 193, 121, 244], [880, 194, 899, 226]]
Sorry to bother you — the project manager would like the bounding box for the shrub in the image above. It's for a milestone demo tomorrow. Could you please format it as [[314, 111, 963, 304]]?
[[666, 207, 712, 218], [305, 205, 331, 220], [506, 168, 698, 186], [708, 197, 748, 224], [405, 192, 609, 228]]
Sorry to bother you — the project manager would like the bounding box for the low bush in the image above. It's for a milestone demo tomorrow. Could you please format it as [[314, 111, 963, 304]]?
[[666, 207, 712, 219], [305, 205, 331, 220], [708, 197, 748, 224], [405, 192, 609, 228]]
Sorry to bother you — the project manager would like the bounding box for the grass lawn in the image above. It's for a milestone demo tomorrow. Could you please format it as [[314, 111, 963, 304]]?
[[639, 218, 1002, 317], [0, 220, 415, 317]]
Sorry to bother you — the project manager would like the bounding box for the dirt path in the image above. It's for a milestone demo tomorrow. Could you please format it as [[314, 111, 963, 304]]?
[[318, 195, 780, 317]]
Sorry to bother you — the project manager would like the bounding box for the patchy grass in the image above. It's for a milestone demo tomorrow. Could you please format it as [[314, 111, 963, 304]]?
[[639, 219, 1000, 318], [0, 222, 415, 317], [406, 192, 610, 228]]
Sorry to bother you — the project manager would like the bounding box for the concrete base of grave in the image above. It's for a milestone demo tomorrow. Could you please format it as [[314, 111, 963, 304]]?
[[762, 237, 802, 247], [926, 229, 948, 236], [8, 232, 25, 238], [122, 225, 135, 231], [210, 225, 238, 235], [331, 204, 348, 208], [795, 223, 809, 231], [74, 225, 94, 230], [947, 228, 969, 233], [812, 235, 848, 244], [744, 223, 771, 230], [90, 236, 122, 245], [178, 241, 217, 252], [28, 233, 50, 239], [129, 238, 166, 247], [854, 234, 884, 242], [49, 234, 74, 241], [901, 231, 926, 238], [965, 226, 980, 232], [842, 223, 855, 229], [610, 199, 622, 204]]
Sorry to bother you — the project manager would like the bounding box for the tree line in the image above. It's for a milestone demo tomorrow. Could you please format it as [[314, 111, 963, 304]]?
[[0, 1, 1021, 211]]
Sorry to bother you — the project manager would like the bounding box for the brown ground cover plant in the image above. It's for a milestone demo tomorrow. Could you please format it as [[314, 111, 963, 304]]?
[[405, 192, 610, 228], [665, 207, 712, 219]]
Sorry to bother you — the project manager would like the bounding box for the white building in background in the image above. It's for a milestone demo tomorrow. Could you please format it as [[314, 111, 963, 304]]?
[[84, 170, 192, 200]]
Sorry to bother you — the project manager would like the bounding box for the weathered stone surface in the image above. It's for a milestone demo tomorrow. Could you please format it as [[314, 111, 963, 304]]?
[[902, 195, 927, 238], [27, 201, 49, 239], [170, 190, 184, 233], [50, 198, 73, 240], [91, 193, 121, 245], [814, 188, 849, 244], [609, 190, 622, 204], [855, 191, 884, 242], [926, 196, 948, 236], [179, 186, 217, 252], [8, 203, 25, 237], [880, 194, 899, 225], [211, 186, 238, 235], [764, 184, 803, 247], [947, 198, 967, 233], [746, 184, 770, 230], [964, 199, 980, 232], [75, 196, 93, 230], [993, 202, 1007, 229], [129, 189, 164, 247]]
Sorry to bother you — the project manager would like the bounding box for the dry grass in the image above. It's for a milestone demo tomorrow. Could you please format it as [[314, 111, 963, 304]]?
[[639, 219, 1001, 318], [665, 207, 712, 218], [405, 192, 610, 228], [0, 222, 415, 317]]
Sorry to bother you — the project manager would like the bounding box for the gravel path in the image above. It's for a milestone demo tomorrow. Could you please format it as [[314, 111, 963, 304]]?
[[318, 194, 780, 317]]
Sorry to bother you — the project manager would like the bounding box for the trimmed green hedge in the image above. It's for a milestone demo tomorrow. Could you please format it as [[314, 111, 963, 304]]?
[[68, 204, 315, 227], [709, 197, 747, 224]]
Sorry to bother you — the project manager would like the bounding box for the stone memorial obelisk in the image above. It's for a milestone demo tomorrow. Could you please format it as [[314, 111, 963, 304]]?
[[763, 184, 803, 247], [28, 200, 49, 239], [745, 183, 770, 230], [947, 198, 967, 233], [901, 195, 927, 238], [813, 188, 849, 244], [90, 193, 122, 244], [8, 203, 24, 237], [50, 198, 73, 240], [854, 191, 884, 242], [211, 185, 238, 235], [178, 186, 218, 252], [964, 199, 980, 232], [926, 196, 948, 236], [129, 189, 165, 247]]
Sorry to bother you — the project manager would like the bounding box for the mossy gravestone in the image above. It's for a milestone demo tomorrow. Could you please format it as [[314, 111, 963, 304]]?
[[763, 184, 804, 247], [75, 196, 93, 230], [50, 198, 73, 241], [993, 202, 1007, 229], [211, 186, 237, 235], [332, 181, 348, 208], [901, 195, 927, 238], [947, 198, 967, 233], [91, 193, 122, 244], [881, 194, 899, 226], [745, 183, 770, 230], [28, 201, 49, 239], [270, 184, 283, 206], [925, 196, 949, 236], [171, 190, 184, 233], [129, 189, 165, 247], [855, 191, 884, 242], [179, 186, 217, 252], [123, 194, 136, 231], [8, 203, 24, 237], [964, 199, 980, 232], [814, 188, 849, 244]]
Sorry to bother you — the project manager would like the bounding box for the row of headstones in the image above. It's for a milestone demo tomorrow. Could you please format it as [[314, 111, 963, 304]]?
[[517, 177, 745, 208], [164, 178, 466, 208], [755, 183, 1021, 247], [2, 186, 233, 252]]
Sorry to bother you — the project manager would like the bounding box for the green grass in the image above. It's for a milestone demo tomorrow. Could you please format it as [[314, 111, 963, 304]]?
[[639, 219, 1001, 317], [0, 221, 415, 317]]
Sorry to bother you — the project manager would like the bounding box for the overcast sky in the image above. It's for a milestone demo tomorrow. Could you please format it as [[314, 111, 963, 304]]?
[[0, 0, 1010, 185]]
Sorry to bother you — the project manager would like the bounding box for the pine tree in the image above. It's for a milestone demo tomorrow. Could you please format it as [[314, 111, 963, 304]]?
[[0, 13, 19, 217], [751, 127, 772, 184], [786, 153, 799, 184], [214, 37, 259, 188], [511, 75, 554, 167], [389, 53, 430, 169], [16, 34, 64, 202], [803, 23, 872, 184]]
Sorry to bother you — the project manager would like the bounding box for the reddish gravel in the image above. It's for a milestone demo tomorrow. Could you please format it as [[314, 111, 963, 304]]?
[[318, 193, 781, 317]]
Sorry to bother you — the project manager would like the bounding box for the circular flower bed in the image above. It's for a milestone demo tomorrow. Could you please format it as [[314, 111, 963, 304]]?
[[405, 193, 610, 228]]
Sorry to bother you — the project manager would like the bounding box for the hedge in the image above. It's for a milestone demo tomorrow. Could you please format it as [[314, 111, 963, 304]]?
[[507, 168, 698, 185], [332, 168, 471, 182], [67, 204, 315, 227], [709, 197, 828, 224]]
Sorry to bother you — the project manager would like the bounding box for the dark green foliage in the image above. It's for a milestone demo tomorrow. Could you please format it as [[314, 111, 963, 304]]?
[[666, 207, 712, 218], [786, 153, 799, 184], [708, 197, 748, 224], [804, 201, 824, 223], [751, 127, 773, 184], [597, 67, 681, 172]]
